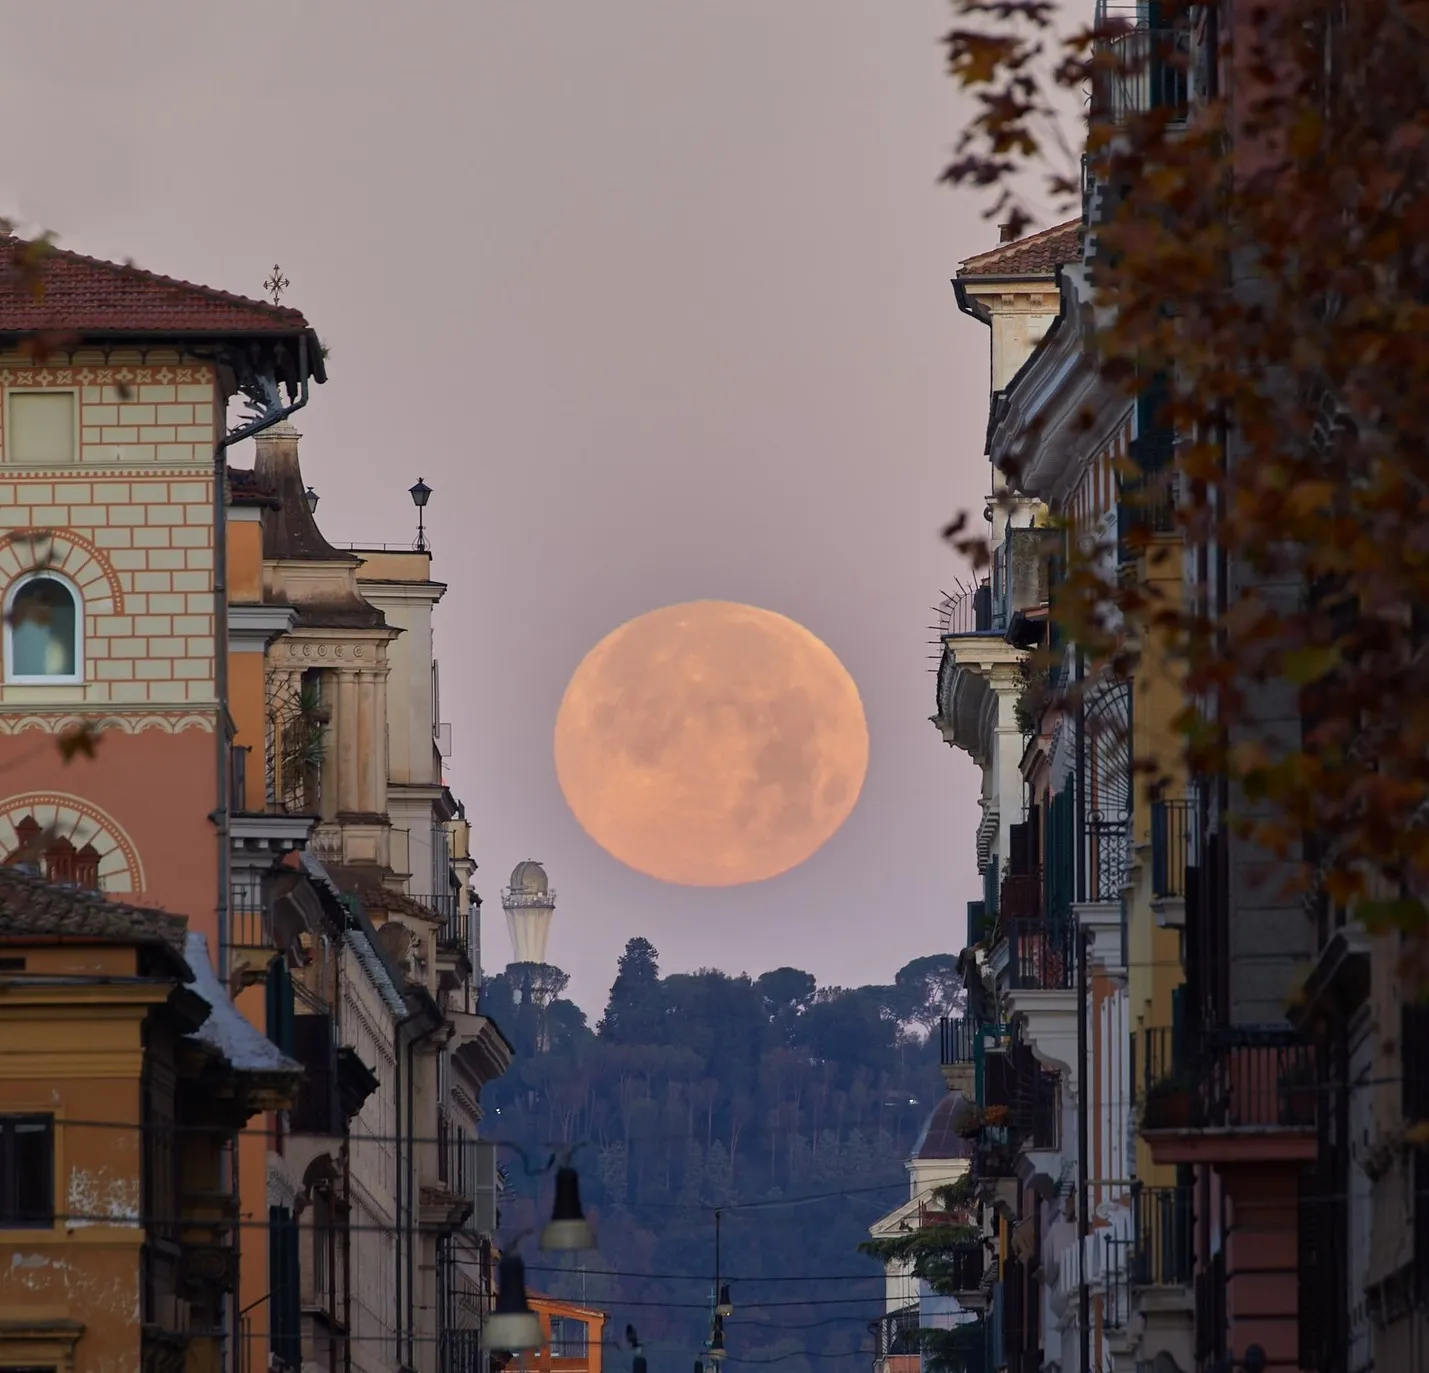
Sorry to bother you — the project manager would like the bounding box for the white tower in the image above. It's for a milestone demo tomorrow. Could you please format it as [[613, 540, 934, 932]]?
[[502, 861, 556, 966]]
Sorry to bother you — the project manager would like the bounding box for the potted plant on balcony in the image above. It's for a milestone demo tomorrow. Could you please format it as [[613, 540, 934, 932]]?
[[1140, 1076, 1196, 1130]]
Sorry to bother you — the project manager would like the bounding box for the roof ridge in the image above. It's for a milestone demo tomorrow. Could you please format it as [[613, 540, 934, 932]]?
[[0, 233, 309, 327]]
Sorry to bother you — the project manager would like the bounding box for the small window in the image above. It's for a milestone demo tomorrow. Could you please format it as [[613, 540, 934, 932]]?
[[0, 1114, 54, 1227], [4, 573, 82, 683], [7, 390, 77, 465]]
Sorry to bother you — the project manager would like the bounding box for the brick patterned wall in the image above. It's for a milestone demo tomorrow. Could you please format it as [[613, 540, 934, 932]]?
[[0, 354, 220, 708]]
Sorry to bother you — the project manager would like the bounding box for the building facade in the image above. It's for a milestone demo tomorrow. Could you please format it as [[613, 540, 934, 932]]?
[[0, 865, 299, 1373]]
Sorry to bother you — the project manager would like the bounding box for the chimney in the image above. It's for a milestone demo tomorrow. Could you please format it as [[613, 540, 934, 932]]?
[[999, 223, 1018, 244]]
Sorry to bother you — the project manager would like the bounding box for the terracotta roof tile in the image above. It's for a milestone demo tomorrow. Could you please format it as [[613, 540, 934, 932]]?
[[0, 866, 190, 976], [0, 234, 315, 337], [227, 467, 280, 508], [958, 219, 1083, 278]]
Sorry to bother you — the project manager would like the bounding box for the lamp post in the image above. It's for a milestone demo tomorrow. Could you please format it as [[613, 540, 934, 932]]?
[[409, 477, 432, 552], [304, 486, 319, 513]]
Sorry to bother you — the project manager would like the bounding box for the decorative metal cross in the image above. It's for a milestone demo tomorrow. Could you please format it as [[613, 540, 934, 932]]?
[[264, 263, 290, 306]]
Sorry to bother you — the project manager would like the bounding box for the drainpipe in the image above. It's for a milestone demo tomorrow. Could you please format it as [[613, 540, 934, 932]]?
[[212, 344, 309, 1373], [407, 1010, 445, 1362], [1074, 644, 1090, 1373], [214, 336, 312, 980]]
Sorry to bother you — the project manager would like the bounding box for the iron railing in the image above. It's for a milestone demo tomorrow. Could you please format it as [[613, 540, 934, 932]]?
[[1005, 918, 1077, 991], [1000, 872, 1042, 923], [1102, 1233, 1133, 1332], [438, 1327, 482, 1373], [1140, 1024, 1315, 1130], [941, 1016, 976, 1067], [874, 1304, 921, 1361], [1092, 1, 1192, 125], [1086, 818, 1130, 901], [974, 1125, 1019, 1178], [1150, 798, 1198, 899], [1201, 1025, 1316, 1129], [1132, 1183, 1194, 1286], [941, 581, 994, 637], [227, 905, 269, 950]]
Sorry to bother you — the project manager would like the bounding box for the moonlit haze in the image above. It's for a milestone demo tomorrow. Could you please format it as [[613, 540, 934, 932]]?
[[555, 602, 869, 888], [0, 1, 1016, 1009]]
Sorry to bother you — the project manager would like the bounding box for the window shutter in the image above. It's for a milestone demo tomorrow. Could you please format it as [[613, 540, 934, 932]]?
[[472, 1140, 498, 1237]]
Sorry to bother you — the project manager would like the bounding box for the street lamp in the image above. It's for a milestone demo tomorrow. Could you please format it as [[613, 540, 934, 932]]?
[[304, 486, 319, 513], [542, 1164, 596, 1251], [409, 477, 432, 552], [485, 1252, 543, 1353]]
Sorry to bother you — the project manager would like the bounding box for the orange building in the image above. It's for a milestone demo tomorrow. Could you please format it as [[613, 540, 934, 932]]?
[[527, 1295, 608, 1373], [0, 234, 325, 944], [0, 864, 299, 1373]]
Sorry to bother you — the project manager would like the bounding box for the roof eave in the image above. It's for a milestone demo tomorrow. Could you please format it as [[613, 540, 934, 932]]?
[[0, 326, 327, 386]]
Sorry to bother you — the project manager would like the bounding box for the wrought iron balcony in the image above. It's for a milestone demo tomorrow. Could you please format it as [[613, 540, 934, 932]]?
[[999, 872, 1042, 923], [1005, 918, 1077, 991], [1132, 1183, 1194, 1287], [939, 580, 994, 637], [438, 1328, 482, 1373], [1101, 1233, 1133, 1333], [1150, 799, 1197, 900], [873, 1303, 921, 1362], [941, 1016, 976, 1067], [1139, 1023, 1316, 1131], [1086, 817, 1129, 902], [1092, 0, 1191, 126], [973, 1124, 1019, 1178]]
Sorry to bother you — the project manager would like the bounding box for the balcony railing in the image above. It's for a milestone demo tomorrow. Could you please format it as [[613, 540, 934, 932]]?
[[438, 1328, 482, 1373], [1005, 918, 1077, 991], [874, 1304, 921, 1361], [941, 1016, 976, 1068], [1201, 1025, 1316, 1129], [1132, 1183, 1194, 1287], [1141, 1024, 1316, 1131], [974, 1124, 1019, 1178], [1151, 799, 1197, 899], [1092, 1, 1191, 125], [1102, 1233, 1133, 1332], [941, 580, 994, 637], [1086, 818, 1129, 902], [1000, 872, 1042, 923], [229, 909, 269, 951]]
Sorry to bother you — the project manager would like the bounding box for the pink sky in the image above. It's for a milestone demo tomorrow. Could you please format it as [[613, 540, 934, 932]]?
[[1, 1, 1037, 1011]]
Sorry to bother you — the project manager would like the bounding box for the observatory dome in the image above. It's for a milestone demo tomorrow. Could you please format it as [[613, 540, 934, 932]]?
[[508, 860, 550, 897]]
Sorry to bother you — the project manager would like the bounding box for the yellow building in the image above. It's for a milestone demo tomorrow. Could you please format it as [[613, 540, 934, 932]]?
[[0, 864, 298, 1373]]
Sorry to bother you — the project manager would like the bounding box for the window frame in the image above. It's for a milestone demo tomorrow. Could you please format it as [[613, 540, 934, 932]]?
[[0, 1113, 55, 1229], [3, 570, 84, 686], [4, 387, 79, 467]]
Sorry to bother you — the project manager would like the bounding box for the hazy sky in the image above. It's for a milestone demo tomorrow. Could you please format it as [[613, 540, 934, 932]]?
[[1, 2, 1035, 1012]]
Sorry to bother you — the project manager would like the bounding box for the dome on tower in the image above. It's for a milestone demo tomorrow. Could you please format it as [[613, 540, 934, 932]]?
[[508, 860, 550, 897]]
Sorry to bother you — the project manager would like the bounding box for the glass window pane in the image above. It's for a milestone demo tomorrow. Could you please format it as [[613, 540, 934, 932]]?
[[10, 580, 77, 678], [9, 1119, 53, 1225]]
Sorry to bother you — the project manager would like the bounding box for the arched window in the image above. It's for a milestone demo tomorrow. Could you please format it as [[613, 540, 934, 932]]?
[[4, 572, 82, 684]]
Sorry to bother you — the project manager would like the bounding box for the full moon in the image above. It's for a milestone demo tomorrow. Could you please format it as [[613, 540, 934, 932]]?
[[553, 601, 870, 887]]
